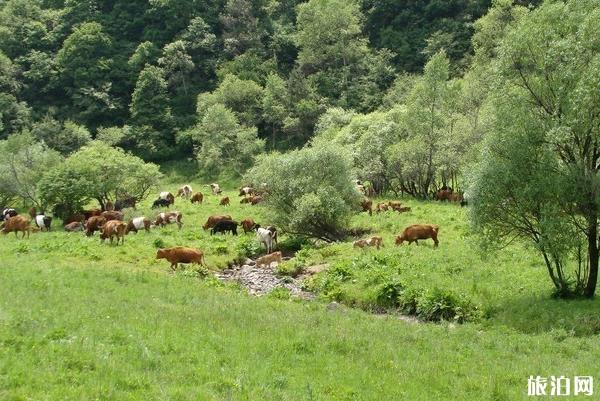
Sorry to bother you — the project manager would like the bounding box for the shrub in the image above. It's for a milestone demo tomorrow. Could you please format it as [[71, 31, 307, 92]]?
[[416, 288, 479, 323], [245, 143, 360, 241], [375, 279, 404, 308], [277, 260, 305, 277]]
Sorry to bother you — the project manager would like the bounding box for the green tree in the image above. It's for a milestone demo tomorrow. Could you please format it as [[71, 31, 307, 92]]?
[[181, 104, 264, 176], [470, 0, 600, 297], [0, 132, 62, 208], [128, 41, 160, 73], [39, 141, 162, 214], [245, 143, 360, 241], [261, 73, 288, 148], [220, 0, 264, 58], [158, 40, 195, 96], [31, 116, 91, 155]]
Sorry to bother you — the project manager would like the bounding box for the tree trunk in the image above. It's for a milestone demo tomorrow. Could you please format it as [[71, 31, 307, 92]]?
[[585, 214, 598, 297]]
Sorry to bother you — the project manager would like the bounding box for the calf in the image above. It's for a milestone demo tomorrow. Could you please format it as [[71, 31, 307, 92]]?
[[256, 227, 274, 253], [1, 215, 31, 238], [34, 214, 52, 232], [100, 220, 127, 245], [219, 196, 230, 206], [155, 211, 183, 229], [353, 236, 383, 250], [126, 217, 152, 234], [249, 195, 263, 205], [388, 201, 402, 209], [395, 224, 439, 247], [156, 247, 206, 271], [394, 206, 411, 213], [85, 216, 106, 237], [435, 189, 452, 202], [256, 251, 283, 268], [63, 213, 84, 226], [376, 202, 389, 213], [240, 218, 258, 234], [64, 221, 84, 232], [202, 214, 232, 230], [101, 210, 124, 222], [190, 192, 203, 204], [177, 185, 193, 199], [210, 220, 238, 236]]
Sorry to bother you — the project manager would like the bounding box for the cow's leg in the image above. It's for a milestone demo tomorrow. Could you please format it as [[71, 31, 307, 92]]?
[[171, 263, 177, 271]]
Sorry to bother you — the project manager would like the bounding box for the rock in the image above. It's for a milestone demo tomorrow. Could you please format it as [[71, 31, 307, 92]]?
[[326, 301, 342, 312]]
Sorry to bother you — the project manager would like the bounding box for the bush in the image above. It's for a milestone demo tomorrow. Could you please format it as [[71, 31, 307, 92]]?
[[416, 288, 479, 323], [245, 143, 361, 241], [277, 260, 305, 277], [375, 279, 404, 308]]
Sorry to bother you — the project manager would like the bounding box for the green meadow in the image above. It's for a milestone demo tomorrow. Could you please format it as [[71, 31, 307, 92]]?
[[1, 181, 599, 400]]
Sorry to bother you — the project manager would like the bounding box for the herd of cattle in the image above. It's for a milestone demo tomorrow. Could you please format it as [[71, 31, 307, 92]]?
[[0, 180, 462, 270]]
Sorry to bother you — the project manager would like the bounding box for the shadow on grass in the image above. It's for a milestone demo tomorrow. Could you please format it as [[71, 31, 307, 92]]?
[[487, 293, 600, 337]]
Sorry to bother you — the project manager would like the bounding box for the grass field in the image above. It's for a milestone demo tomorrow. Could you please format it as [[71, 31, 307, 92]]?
[[1, 181, 599, 400]]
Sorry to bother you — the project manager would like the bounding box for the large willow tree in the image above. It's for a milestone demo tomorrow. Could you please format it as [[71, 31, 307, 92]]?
[[471, 0, 600, 297]]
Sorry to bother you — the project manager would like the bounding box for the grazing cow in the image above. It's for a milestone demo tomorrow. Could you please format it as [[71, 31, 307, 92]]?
[[1, 215, 31, 238], [249, 195, 263, 205], [100, 220, 127, 245], [177, 185, 193, 199], [240, 218, 258, 234], [435, 189, 452, 202], [209, 183, 222, 195], [360, 198, 373, 215], [256, 251, 283, 268], [395, 224, 439, 247], [64, 221, 84, 232], [85, 216, 107, 237], [239, 186, 254, 197], [1, 208, 18, 221], [353, 236, 383, 250], [394, 206, 412, 213], [63, 214, 85, 226], [210, 220, 238, 236], [34, 214, 52, 232], [202, 214, 232, 231], [114, 196, 136, 211], [156, 247, 206, 271], [155, 211, 183, 229], [101, 210, 124, 222], [388, 201, 402, 209], [256, 227, 274, 253], [190, 192, 203, 204], [83, 209, 102, 221], [159, 191, 175, 205], [219, 196, 230, 206], [449, 192, 464, 203], [152, 198, 171, 208], [125, 217, 152, 234]]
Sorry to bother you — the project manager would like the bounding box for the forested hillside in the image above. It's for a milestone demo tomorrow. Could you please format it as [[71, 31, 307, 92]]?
[[0, 0, 543, 161]]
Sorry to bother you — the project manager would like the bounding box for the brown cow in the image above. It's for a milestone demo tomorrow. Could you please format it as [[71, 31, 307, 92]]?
[[83, 209, 102, 221], [101, 210, 124, 222], [249, 195, 263, 205], [155, 211, 183, 229], [64, 221, 84, 232], [190, 192, 203, 204], [104, 201, 114, 211], [361, 198, 373, 215], [239, 218, 257, 234], [256, 251, 283, 268], [395, 224, 439, 247], [388, 201, 402, 209], [125, 217, 152, 234], [100, 220, 127, 245], [202, 214, 232, 230], [63, 214, 85, 226], [156, 247, 206, 271], [1, 215, 31, 238], [220, 196, 230, 206], [28, 207, 37, 219], [435, 189, 452, 202], [85, 216, 106, 237], [393, 206, 412, 213]]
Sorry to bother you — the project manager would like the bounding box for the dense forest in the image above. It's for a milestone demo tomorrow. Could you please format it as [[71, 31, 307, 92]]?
[[0, 0, 544, 160]]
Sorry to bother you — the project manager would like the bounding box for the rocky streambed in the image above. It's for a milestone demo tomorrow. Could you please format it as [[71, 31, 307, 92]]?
[[214, 258, 316, 300]]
